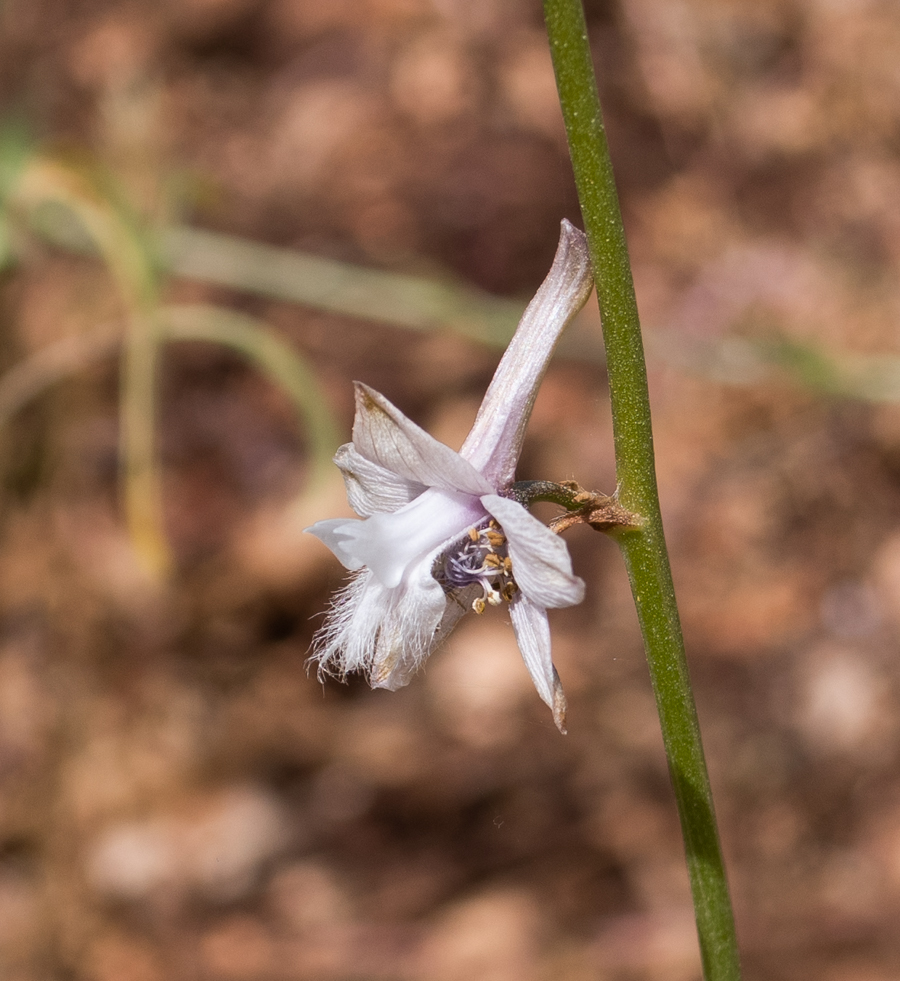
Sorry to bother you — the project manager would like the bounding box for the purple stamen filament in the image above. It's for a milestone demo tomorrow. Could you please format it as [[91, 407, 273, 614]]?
[[436, 520, 518, 613]]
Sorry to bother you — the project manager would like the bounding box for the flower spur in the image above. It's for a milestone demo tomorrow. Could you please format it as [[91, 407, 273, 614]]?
[[306, 221, 593, 732]]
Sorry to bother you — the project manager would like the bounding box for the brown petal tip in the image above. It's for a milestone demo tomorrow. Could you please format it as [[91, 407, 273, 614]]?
[[552, 668, 568, 735]]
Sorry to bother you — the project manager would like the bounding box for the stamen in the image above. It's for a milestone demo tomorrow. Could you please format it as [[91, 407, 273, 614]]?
[[435, 521, 519, 613]]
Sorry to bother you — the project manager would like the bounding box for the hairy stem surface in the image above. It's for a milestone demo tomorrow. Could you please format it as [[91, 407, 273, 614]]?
[[543, 1, 741, 977]]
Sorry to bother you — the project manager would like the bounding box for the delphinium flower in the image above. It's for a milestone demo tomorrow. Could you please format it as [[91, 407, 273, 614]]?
[[306, 221, 593, 732]]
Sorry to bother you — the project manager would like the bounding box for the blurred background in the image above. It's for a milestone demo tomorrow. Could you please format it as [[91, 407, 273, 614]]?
[[2, 0, 900, 978]]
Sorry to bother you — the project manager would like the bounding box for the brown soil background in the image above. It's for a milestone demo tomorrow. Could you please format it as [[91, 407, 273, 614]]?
[[3, 0, 900, 978]]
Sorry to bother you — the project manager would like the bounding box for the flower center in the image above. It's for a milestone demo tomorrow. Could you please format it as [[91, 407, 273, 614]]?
[[434, 520, 518, 613]]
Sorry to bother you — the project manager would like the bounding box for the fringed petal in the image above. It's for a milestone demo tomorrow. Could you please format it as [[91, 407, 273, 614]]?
[[309, 555, 453, 692]]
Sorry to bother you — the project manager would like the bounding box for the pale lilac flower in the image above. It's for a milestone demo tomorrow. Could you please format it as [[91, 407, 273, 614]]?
[[306, 221, 593, 732]]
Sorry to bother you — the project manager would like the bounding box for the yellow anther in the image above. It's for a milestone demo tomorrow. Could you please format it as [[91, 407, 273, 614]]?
[[485, 530, 506, 548], [501, 582, 518, 601], [487, 589, 502, 606], [473, 596, 486, 614], [468, 527, 480, 542], [483, 553, 502, 569], [502, 556, 513, 574]]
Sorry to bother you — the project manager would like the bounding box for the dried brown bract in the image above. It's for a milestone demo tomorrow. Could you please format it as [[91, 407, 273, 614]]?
[[546, 481, 642, 536]]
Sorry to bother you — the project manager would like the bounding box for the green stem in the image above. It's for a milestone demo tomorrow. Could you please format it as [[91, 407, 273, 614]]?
[[543, 2, 741, 979], [161, 304, 342, 483], [40, 168, 170, 578]]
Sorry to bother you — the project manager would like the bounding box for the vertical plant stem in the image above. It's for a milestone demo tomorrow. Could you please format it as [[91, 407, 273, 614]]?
[[543, 2, 741, 979], [14, 161, 171, 577], [88, 198, 170, 579], [121, 300, 169, 579]]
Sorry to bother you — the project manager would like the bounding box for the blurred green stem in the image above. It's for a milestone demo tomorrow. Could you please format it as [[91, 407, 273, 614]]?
[[543, 2, 741, 979], [162, 227, 523, 348], [0, 307, 341, 486], [16, 161, 170, 576], [162, 305, 341, 483]]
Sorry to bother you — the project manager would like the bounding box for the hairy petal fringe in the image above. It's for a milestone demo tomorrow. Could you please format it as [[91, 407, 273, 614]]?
[[309, 558, 450, 691]]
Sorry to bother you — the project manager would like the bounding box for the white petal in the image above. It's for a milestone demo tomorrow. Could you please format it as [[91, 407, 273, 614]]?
[[460, 221, 593, 487], [509, 594, 568, 733], [309, 555, 452, 691], [310, 567, 385, 676], [334, 443, 425, 516], [320, 488, 485, 589], [305, 518, 367, 571], [352, 383, 491, 495], [370, 562, 457, 690], [481, 494, 585, 609]]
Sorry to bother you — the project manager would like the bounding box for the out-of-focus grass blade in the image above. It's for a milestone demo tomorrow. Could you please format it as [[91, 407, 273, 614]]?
[[161, 226, 525, 348], [0, 327, 120, 429], [760, 337, 900, 401], [0, 305, 342, 485], [12, 148, 900, 412], [161, 304, 342, 483], [649, 329, 900, 403], [0, 119, 36, 270], [10, 156, 169, 577]]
